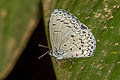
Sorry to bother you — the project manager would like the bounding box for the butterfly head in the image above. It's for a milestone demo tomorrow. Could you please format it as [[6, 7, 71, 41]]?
[[49, 49, 65, 60]]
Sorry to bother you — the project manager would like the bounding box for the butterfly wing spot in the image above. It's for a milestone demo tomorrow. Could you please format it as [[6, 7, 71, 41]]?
[[81, 50, 84, 54], [64, 44, 67, 46], [59, 11, 62, 14], [81, 24, 87, 30], [90, 37, 93, 39], [76, 54, 78, 56], [79, 47, 81, 50], [91, 46, 93, 49], [60, 20, 64, 22], [63, 13, 67, 17], [71, 35, 75, 37], [54, 31, 61, 32], [70, 48, 73, 51], [91, 42, 93, 44], [73, 39, 75, 41], [71, 55, 74, 57], [90, 51, 92, 53], [71, 19, 76, 23], [82, 31, 86, 33], [68, 15, 72, 19], [52, 23, 56, 26], [67, 26, 72, 28]]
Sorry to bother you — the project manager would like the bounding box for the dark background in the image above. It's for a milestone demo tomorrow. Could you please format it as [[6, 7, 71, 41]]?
[[5, 18, 56, 80]]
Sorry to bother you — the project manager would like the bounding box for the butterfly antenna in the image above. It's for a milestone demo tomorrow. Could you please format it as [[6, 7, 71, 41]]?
[[38, 51, 50, 59], [38, 44, 49, 49]]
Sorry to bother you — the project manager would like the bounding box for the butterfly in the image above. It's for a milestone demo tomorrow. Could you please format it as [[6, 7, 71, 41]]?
[[39, 9, 96, 60]]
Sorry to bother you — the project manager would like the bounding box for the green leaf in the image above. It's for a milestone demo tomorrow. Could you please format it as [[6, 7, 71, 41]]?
[[0, 0, 40, 79], [43, 0, 120, 80]]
